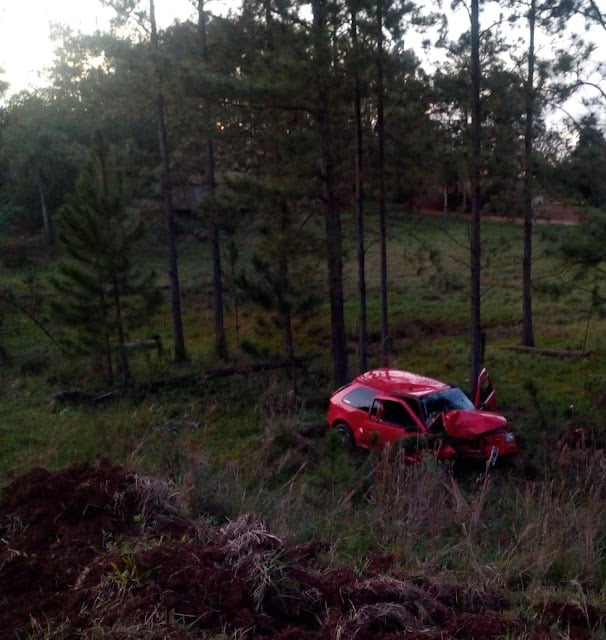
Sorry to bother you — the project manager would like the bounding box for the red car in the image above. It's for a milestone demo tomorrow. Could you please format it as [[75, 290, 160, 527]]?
[[327, 368, 518, 464]]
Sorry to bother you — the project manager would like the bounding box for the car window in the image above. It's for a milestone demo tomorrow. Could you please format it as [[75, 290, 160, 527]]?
[[382, 400, 418, 429], [370, 400, 383, 419], [343, 386, 376, 412], [420, 387, 474, 420], [403, 397, 422, 420]]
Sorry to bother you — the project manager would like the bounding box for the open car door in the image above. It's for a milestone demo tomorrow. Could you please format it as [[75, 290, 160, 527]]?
[[474, 368, 496, 411]]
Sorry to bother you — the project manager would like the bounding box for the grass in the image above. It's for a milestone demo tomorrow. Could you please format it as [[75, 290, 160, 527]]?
[[3, 207, 606, 631]]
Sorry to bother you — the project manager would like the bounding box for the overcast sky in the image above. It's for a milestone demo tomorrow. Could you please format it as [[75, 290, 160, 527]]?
[[0, 0, 198, 94], [0, 0, 602, 128], [0, 0, 468, 96]]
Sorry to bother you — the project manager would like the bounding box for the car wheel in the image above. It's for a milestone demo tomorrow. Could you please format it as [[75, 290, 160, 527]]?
[[335, 422, 355, 451]]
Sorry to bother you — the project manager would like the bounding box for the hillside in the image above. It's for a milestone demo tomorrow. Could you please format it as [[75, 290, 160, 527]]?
[[2, 211, 606, 638]]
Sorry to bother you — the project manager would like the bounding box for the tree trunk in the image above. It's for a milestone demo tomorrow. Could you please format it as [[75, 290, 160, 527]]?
[[279, 226, 297, 396], [312, 0, 348, 387], [469, 0, 483, 392], [522, 0, 536, 347], [101, 289, 114, 385], [226, 242, 241, 344], [376, 0, 390, 367], [150, 0, 186, 362], [351, 9, 368, 374], [321, 103, 348, 389], [277, 201, 298, 396], [36, 173, 54, 245], [198, 0, 228, 360], [284, 309, 297, 397], [210, 219, 227, 358], [104, 333, 114, 385], [111, 273, 131, 383]]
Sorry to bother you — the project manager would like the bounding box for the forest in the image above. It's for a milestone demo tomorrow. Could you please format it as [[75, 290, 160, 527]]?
[[1, 0, 606, 638], [0, 0, 604, 386]]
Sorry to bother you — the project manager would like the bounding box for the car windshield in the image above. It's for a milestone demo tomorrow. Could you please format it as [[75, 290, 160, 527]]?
[[420, 387, 474, 420]]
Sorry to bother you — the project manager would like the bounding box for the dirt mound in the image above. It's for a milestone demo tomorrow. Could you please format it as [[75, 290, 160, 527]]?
[[0, 460, 598, 638]]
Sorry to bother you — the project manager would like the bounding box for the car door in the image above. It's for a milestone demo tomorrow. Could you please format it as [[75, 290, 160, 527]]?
[[361, 397, 424, 449], [474, 368, 497, 411]]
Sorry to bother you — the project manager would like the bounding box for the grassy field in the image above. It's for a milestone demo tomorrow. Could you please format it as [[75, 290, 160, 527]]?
[[2, 208, 606, 633]]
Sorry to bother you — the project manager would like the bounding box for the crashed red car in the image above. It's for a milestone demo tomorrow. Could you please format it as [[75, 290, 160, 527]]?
[[327, 368, 518, 464]]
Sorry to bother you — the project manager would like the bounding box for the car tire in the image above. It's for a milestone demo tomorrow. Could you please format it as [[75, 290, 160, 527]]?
[[335, 422, 355, 451]]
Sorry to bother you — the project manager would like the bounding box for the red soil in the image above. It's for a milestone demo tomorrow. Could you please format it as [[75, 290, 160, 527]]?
[[0, 460, 600, 639]]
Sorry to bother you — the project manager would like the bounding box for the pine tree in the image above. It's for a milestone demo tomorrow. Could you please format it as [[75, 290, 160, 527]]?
[[237, 179, 321, 397], [51, 146, 162, 384]]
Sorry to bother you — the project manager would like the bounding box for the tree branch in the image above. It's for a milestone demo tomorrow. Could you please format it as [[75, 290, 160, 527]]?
[[1, 290, 65, 350]]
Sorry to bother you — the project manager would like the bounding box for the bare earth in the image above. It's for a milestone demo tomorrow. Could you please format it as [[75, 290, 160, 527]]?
[[0, 460, 601, 639], [421, 203, 582, 226]]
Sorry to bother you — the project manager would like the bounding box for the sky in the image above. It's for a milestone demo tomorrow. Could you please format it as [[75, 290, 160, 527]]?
[[0, 0, 466, 96], [0, 0, 602, 128], [0, 0, 199, 94]]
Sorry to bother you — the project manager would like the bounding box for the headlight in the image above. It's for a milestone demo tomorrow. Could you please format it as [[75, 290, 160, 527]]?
[[505, 432, 516, 443]]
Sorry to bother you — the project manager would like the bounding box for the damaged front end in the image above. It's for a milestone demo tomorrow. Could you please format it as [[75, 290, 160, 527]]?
[[429, 409, 518, 463]]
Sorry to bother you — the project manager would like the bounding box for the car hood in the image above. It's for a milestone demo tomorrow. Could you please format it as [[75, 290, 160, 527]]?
[[438, 409, 507, 438]]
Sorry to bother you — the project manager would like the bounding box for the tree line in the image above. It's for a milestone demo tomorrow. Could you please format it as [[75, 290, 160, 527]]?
[[0, 0, 605, 390]]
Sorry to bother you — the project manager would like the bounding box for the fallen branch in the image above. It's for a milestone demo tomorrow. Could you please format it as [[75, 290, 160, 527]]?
[[145, 354, 321, 392], [51, 389, 120, 404], [50, 354, 321, 403], [111, 338, 163, 355], [501, 345, 590, 359]]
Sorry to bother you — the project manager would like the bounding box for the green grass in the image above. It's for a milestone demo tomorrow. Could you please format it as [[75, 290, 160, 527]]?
[[1, 209, 603, 471], [3, 208, 606, 628]]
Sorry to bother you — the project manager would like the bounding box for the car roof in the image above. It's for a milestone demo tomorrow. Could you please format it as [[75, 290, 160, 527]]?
[[354, 369, 450, 397]]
